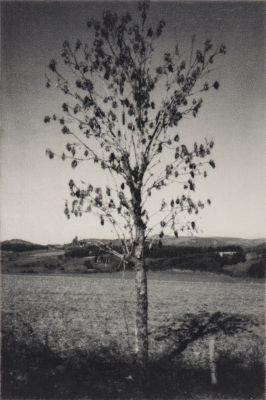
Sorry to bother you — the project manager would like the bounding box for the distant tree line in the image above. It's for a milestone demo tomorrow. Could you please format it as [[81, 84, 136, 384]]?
[[146, 244, 244, 258], [64, 243, 245, 272], [146, 254, 221, 272], [65, 243, 244, 258]]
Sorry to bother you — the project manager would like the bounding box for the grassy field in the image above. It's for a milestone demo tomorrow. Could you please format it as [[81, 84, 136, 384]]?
[[2, 272, 265, 399]]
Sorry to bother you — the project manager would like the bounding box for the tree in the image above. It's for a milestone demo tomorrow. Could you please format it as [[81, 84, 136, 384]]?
[[71, 235, 79, 246], [44, 1, 226, 366]]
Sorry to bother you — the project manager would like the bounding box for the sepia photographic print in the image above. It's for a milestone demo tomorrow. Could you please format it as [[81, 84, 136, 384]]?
[[1, 0, 265, 399]]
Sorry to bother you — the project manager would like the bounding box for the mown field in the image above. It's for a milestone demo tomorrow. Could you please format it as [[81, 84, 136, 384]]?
[[2, 273, 265, 399]]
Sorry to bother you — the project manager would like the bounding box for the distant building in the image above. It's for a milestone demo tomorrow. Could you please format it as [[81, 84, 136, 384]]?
[[218, 251, 237, 257]]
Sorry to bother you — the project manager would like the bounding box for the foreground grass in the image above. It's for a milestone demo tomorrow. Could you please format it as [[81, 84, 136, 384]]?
[[2, 273, 265, 399], [2, 332, 264, 400]]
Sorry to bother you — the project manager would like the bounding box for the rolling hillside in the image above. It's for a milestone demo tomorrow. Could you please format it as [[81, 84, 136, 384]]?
[[1, 236, 265, 251], [158, 236, 265, 248], [1, 239, 48, 252]]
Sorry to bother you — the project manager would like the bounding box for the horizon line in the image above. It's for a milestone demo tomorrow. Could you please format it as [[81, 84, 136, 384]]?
[[1, 235, 265, 246]]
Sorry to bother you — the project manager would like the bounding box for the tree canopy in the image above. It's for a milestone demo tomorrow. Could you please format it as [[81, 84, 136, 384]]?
[[45, 2, 225, 258]]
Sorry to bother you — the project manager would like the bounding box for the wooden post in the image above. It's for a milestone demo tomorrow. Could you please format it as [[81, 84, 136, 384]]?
[[209, 335, 218, 385]]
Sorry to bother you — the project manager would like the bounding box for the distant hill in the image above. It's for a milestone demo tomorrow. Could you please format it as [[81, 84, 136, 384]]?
[[158, 236, 265, 249], [2, 236, 265, 253], [79, 236, 265, 249], [1, 239, 48, 252]]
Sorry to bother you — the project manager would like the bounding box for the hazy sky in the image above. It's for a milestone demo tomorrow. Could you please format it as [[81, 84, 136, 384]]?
[[1, 1, 265, 244]]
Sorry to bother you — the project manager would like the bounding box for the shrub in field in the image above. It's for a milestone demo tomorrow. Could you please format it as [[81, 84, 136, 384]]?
[[84, 259, 94, 269], [247, 260, 265, 278], [65, 246, 94, 258]]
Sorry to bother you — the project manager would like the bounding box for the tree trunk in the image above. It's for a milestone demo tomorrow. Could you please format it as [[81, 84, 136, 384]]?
[[134, 227, 148, 366]]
